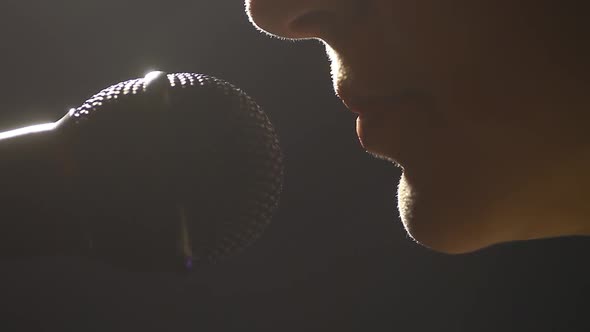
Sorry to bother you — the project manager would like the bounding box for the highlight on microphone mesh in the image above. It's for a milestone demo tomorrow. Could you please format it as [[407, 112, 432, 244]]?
[[64, 71, 284, 272]]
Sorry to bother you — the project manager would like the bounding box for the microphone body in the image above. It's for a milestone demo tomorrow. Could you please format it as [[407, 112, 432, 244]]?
[[0, 72, 283, 272]]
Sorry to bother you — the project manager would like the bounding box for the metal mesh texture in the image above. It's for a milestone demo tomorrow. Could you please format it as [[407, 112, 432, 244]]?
[[65, 72, 283, 271]]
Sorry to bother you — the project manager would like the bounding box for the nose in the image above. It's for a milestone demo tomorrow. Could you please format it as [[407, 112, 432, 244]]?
[[246, 0, 365, 41]]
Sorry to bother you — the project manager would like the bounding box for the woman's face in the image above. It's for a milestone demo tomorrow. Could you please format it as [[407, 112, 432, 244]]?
[[246, 0, 590, 252]]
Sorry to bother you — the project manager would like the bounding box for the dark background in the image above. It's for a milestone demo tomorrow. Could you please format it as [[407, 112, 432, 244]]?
[[0, 1, 588, 331]]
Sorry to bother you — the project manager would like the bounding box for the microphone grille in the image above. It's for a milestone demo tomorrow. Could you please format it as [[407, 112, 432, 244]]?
[[67, 72, 283, 271]]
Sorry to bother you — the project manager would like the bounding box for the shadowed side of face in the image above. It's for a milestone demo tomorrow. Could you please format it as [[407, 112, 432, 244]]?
[[246, 0, 590, 253]]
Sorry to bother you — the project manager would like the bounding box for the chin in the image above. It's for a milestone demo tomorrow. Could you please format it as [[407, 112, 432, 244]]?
[[360, 114, 507, 254], [397, 171, 506, 254]]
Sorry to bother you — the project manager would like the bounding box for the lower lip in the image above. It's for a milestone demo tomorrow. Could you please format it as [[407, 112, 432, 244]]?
[[354, 98, 433, 160], [354, 105, 391, 148]]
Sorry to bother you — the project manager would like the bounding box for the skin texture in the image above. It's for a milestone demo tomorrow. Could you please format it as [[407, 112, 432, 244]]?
[[245, 0, 590, 253]]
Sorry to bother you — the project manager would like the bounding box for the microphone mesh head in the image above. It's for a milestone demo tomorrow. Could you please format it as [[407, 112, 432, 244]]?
[[67, 72, 283, 271]]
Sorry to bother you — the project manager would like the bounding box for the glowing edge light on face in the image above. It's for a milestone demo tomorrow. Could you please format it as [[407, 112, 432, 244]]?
[[0, 108, 75, 140]]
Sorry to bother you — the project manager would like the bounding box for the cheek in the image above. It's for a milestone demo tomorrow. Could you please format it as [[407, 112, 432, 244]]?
[[379, 1, 587, 252]]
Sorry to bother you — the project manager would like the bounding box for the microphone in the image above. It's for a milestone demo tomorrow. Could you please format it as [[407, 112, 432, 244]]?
[[0, 71, 283, 272]]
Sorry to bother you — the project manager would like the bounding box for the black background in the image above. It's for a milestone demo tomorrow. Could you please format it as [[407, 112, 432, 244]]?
[[0, 1, 588, 331]]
